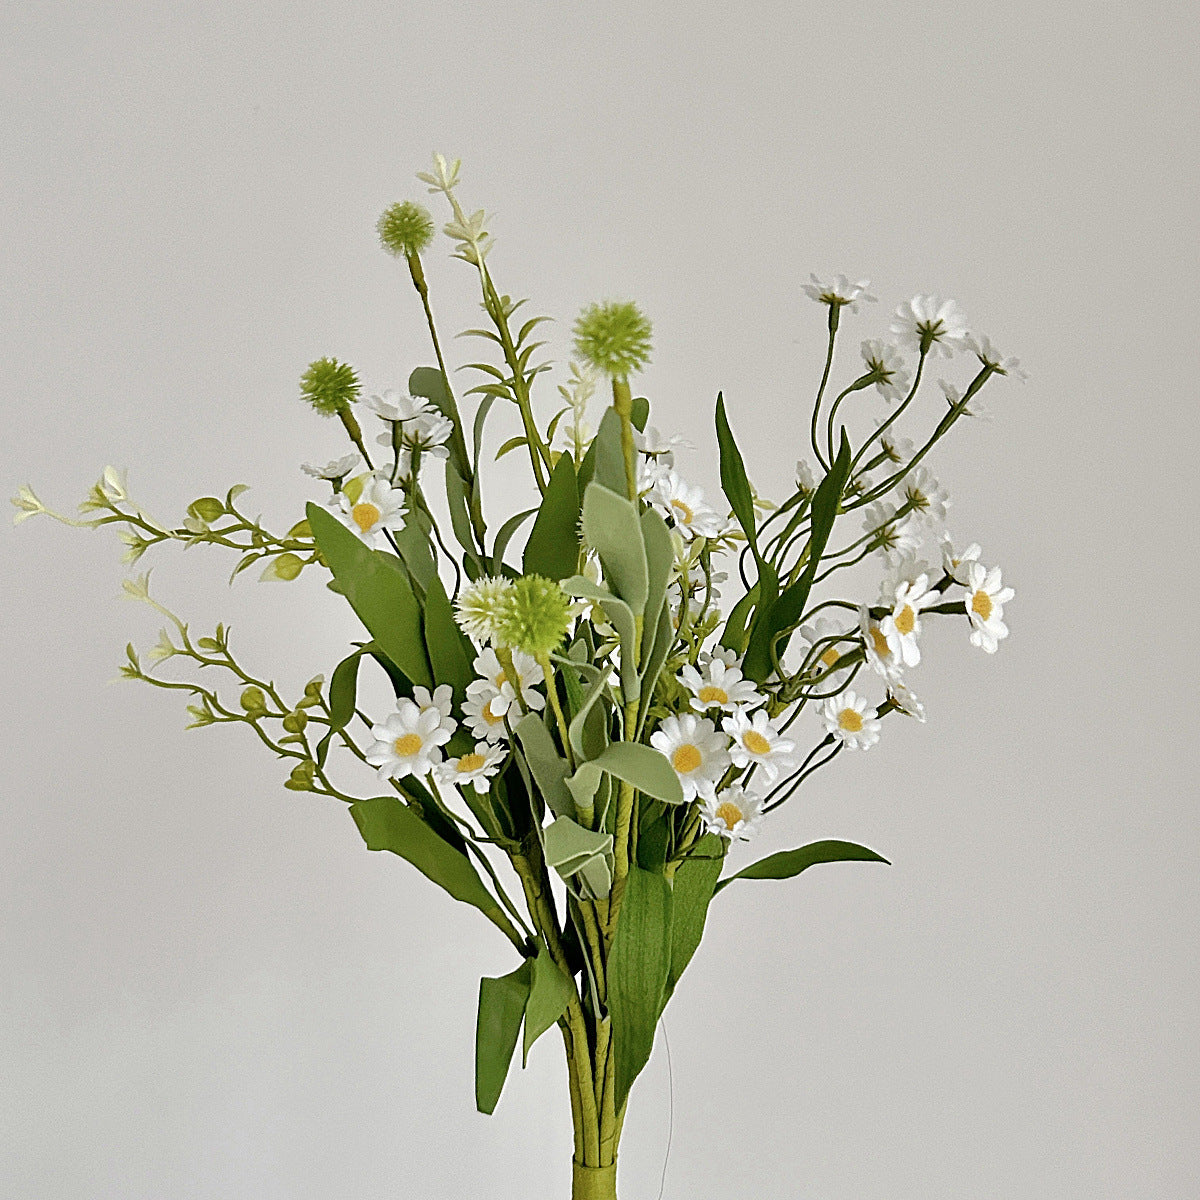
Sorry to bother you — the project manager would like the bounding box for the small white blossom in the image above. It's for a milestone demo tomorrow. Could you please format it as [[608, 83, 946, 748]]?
[[366, 699, 455, 780], [881, 573, 940, 667], [330, 476, 407, 548], [367, 389, 430, 423], [437, 743, 507, 793], [302, 454, 361, 481], [699, 645, 741, 672], [965, 334, 1027, 381], [795, 459, 817, 496], [797, 616, 856, 691], [821, 690, 881, 750], [462, 683, 511, 742], [649, 469, 727, 540], [860, 340, 912, 402], [873, 420, 916, 465], [890, 295, 970, 358], [938, 378, 992, 421], [679, 658, 762, 714], [650, 714, 730, 803], [939, 534, 982, 585], [472, 648, 545, 712], [900, 466, 950, 525], [635, 426, 692, 466], [801, 274, 876, 313], [888, 679, 926, 722], [862, 501, 923, 563], [964, 561, 1014, 653], [701, 785, 764, 842], [723, 709, 796, 783], [878, 553, 934, 604], [859, 604, 904, 684], [412, 684, 454, 720]]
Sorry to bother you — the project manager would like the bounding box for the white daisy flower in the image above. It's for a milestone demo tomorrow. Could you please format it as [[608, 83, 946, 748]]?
[[881, 572, 940, 667], [462, 682, 511, 743], [723, 709, 796, 783], [801, 274, 876, 313], [939, 534, 982, 585], [964, 561, 1014, 654], [877, 553, 934, 604], [888, 679, 926, 722], [862, 501, 923, 564], [650, 469, 727, 540], [365, 699, 455, 781], [873, 421, 916, 466], [900, 466, 950, 526], [938, 378, 992, 422], [330, 476, 407, 548], [797, 615, 856, 690], [890, 295, 970, 358], [650, 714, 730, 803], [820, 690, 881, 751], [701, 785, 764, 842], [437, 743, 507, 793], [965, 334, 1027, 381], [635, 426, 692, 466], [412, 684, 455, 720], [860, 339, 912, 402], [367, 389, 430, 423], [679, 658, 762, 714], [472, 647, 545, 712], [301, 453, 361, 481], [859, 604, 904, 684], [699, 645, 741, 672]]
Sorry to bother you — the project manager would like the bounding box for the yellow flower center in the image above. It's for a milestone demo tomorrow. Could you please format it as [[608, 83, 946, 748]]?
[[715, 800, 744, 828], [870, 627, 891, 658], [393, 732, 423, 756], [352, 502, 381, 533], [672, 744, 702, 774], [838, 708, 864, 733], [482, 701, 504, 725], [698, 685, 728, 706], [742, 730, 772, 756], [821, 647, 842, 669], [671, 498, 694, 525], [456, 753, 486, 773], [971, 589, 993, 620], [894, 604, 916, 636]]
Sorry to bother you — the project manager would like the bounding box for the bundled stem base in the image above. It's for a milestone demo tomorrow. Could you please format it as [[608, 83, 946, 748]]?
[[572, 1159, 618, 1200]]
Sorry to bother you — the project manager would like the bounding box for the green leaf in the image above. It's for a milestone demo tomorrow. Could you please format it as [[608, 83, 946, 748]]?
[[307, 504, 433, 688], [514, 712, 575, 819], [523, 946, 576, 1065], [714, 839, 889, 893], [490, 506, 538, 573], [666, 835, 725, 995], [581, 483, 648, 614], [715, 393, 758, 552], [583, 741, 684, 806], [609, 867, 672, 1108], [740, 558, 780, 683], [562, 575, 640, 703], [349, 797, 517, 939], [578, 408, 627, 496], [475, 960, 532, 1114], [719, 583, 758, 654], [314, 643, 370, 768], [422, 572, 474, 701], [444, 460, 481, 567], [630, 395, 650, 432], [496, 435, 528, 460], [639, 507, 673, 658], [523, 453, 581, 580], [543, 815, 614, 899]]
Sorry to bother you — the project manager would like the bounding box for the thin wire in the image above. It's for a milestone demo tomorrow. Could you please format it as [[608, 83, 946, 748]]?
[[656, 1018, 674, 1200]]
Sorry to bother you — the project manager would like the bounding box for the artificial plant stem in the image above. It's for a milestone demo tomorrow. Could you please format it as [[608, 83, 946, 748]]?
[[809, 306, 839, 471], [539, 653, 575, 769], [336, 406, 374, 470], [610, 376, 639, 503], [572, 1160, 618, 1200]]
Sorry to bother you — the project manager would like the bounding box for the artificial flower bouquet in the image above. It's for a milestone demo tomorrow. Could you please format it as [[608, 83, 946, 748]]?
[[15, 154, 1021, 1200]]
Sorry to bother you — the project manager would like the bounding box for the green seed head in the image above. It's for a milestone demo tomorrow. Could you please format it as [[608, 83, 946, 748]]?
[[573, 300, 652, 379], [377, 200, 436, 258], [494, 575, 572, 657], [299, 357, 360, 416]]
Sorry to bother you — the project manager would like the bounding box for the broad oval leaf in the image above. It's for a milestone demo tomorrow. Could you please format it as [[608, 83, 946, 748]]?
[[522, 946, 576, 1065], [475, 960, 532, 1114], [581, 483, 648, 615], [523, 453, 581, 580]]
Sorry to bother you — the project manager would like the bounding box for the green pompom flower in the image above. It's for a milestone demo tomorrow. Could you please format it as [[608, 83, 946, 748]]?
[[494, 575, 572, 657], [299, 358, 361, 416], [377, 201, 436, 258], [454, 575, 515, 643], [573, 300, 652, 379]]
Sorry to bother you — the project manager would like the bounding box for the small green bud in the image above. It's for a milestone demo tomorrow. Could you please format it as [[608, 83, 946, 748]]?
[[376, 200, 436, 258], [188, 497, 225, 523], [260, 552, 304, 582], [494, 574, 572, 657], [300, 357, 360, 416], [573, 300, 653, 379], [282, 709, 308, 733], [303, 675, 324, 698], [284, 760, 315, 791], [240, 685, 268, 715]]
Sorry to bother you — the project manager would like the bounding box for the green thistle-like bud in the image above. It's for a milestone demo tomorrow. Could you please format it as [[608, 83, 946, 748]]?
[[454, 575, 515, 643], [377, 200, 436, 258], [494, 575, 572, 657], [299, 357, 360, 416], [573, 300, 653, 379]]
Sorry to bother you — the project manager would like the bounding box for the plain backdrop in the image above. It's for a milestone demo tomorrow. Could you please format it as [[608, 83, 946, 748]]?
[[3, 2, 1198, 1197]]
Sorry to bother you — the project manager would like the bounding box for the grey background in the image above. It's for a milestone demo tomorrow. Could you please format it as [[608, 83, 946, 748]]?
[[3, 1, 1198, 1197]]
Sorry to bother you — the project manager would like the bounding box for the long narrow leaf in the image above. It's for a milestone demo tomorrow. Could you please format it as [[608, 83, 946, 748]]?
[[714, 839, 889, 893], [475, 961, 532, 1114]]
